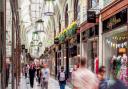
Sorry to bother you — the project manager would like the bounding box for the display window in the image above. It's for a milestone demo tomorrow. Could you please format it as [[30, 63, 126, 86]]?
[[103, 26, 128, 85]]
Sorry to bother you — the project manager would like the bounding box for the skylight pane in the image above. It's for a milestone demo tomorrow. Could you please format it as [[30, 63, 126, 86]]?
[[31, 0, 40, 4]]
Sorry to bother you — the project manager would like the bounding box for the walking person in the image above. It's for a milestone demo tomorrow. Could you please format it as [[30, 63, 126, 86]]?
[[24, 64, 28, 78], [97, 66, 108, 89], [71, 64, 78, 89], [58, 66, 67, 89], [29, 64, 36, 88], [36, 65, 41, 85], [72, 57, 99, 89], [41, 64, 50, 89]]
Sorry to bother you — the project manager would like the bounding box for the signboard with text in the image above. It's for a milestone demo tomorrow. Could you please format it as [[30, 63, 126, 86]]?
[[87, 11, 96, 23], [103, 8, 127, 33]]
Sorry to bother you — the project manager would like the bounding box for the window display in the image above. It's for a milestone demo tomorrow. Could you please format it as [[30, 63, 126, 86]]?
[[110, 54, 128, 86]]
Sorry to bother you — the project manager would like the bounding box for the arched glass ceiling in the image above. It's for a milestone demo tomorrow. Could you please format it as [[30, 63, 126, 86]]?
[[6, 0, 63, 57]]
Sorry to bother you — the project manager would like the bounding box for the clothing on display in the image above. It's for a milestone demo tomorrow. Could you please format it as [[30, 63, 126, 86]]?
[[110, 54, 128, 86], [94, 57, 99, 74]]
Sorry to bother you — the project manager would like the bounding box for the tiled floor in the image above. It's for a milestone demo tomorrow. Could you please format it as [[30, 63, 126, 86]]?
[[7, 76, 71, 89]]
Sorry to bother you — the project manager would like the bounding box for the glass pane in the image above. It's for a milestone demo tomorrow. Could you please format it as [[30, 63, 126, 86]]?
[[31, 4, 40, 11], [92, 0, 97, 8], [31, 0, 40, 4], [31, 11, 36, 18]]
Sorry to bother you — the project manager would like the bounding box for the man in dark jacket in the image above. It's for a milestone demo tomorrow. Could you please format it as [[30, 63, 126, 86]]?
[[29, 64, 36, 88]]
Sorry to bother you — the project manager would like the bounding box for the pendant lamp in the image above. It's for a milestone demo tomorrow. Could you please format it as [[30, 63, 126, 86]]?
[[44, 0, 55, 16]]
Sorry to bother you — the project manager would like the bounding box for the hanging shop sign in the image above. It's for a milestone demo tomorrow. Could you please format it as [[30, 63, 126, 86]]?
[[54, 38, 59, 44], [103, 8, 127, 33], [87, 11, 96, 23]]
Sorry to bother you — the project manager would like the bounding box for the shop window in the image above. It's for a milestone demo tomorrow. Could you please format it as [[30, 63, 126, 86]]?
[[57, 52, 61, 65], [88, 25, 99, 38], [77, 34, 80, 43], [103, 0, 116, 7], [82, 31, 88, 42], [89, 28, 94, 37], [95, 25, 99, 36], [77, 45, 80, 55], [59, 45, 61, 50], [69, 45, 77, 57], [88, 0, 99, 9]]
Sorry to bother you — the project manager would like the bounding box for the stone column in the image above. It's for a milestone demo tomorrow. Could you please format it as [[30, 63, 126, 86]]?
[[98, 0, 104, 67], [99, 14, 103, 67]]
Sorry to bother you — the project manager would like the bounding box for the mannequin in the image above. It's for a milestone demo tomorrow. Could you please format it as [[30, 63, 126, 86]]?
[[111, 55, 117, 71], [120, 54, 128, 86], [115, 55, 121, 77]]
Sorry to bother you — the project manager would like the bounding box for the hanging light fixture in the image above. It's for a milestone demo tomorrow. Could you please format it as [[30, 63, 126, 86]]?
[[35, 19, 45, 33], [44, 0, 55, 16], [32, 32, 39, 41], [38, 42, 43, 47], [30, 41, 34, 47]]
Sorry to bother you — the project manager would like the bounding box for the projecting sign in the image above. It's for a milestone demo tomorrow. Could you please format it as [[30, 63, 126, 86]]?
[[87, 11, 96, 23]]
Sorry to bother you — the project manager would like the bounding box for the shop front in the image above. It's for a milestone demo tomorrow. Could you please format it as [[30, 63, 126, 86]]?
[[102, 8, 128, 85], [80, 20, 99, 71], [68, 35, 79, 72], [54, 21, 78, 78]]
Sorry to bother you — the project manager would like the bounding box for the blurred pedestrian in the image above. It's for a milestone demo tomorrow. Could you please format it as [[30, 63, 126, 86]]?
[[24, 64, 28, 78], [41, 64, 50, 89], [29, 64, 36, 88], [71, 64, 78, 89], [58, 66, 67, 89], [72, 57, 99, 89], [97, 66, 108, 89], [36, 65, 41, 85]]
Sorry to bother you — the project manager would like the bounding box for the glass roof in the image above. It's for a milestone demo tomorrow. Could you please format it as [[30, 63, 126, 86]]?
[[6, 0, 58, 57]]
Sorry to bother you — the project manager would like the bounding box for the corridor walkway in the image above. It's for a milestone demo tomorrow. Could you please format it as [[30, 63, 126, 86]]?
[[7, 76, 71, 89]]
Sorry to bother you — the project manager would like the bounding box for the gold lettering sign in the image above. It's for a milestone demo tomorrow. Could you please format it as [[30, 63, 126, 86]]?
[[108, 16, 121, 28]]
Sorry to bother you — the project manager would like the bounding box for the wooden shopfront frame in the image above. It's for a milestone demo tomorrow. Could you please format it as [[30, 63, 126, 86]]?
[[101, 0, 128, 55], [101, 0, 128, 21]]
